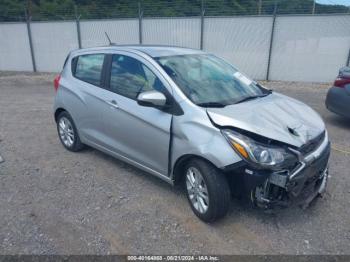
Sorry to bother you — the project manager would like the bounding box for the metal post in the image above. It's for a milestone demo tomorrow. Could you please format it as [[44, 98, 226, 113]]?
[[266, 1, 277, 81], [75, 5, 82, 49], [258, 0, 262, 15], [138, 1, 143, 44], [25, 9, 36, 72], [312, 0, 316, 14], [346, 48, 350, 67], [200, 0, 205, 50]]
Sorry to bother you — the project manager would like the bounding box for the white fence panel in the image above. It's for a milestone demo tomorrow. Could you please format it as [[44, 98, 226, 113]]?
[[31, 21, 78, 72], [0, 15, 349, 81], [0, 23, 33, 71], [80, 19, 139, 47], [270, 15, 350, 82], [143, 18, 201, 49], [203, 16, 273, 80]]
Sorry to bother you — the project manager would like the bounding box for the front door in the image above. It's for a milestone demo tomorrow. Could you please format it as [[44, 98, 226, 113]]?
[[100, 53, 173, 176]]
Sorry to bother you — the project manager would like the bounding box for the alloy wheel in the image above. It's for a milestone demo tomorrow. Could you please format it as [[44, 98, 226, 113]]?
[[186, 167, 209, 214], [58, 117, 75, 148]]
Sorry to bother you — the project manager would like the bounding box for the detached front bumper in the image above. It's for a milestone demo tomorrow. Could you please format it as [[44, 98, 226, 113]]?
[[225, 132, 331, 209], [254, 133, 330, 209]]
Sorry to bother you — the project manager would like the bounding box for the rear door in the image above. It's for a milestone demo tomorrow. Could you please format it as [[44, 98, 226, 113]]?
[[99, 52, 173, 176], [69, 53, 108, 145]]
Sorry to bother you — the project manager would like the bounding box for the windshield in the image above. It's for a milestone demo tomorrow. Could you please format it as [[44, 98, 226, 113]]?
[[156, 54, 269, 106]]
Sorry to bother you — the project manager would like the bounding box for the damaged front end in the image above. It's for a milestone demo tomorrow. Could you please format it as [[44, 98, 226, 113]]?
[[223, 130, 330, 209]]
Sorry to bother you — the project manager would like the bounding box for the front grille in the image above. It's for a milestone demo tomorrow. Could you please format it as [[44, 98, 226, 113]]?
[[299, 131, 325, 156]]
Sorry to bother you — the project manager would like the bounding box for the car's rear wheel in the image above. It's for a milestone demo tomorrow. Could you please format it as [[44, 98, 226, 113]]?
[[57, 111, 84, 152], [184, 159, 230, 222]]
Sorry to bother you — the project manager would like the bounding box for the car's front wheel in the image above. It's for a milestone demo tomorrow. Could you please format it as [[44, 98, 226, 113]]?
[[184, 159, 230, 222], [56, 111, 84, 152]]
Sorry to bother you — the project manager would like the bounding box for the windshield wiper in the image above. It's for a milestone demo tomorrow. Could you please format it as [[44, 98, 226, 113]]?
[[196, 102, 227, 108], [234, 93, 270, 104]]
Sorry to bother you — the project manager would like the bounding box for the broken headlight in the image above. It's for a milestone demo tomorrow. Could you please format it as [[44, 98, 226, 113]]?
[[221, 129, 296, 170]]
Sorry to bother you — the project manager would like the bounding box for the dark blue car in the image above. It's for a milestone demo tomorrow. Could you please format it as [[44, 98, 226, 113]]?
[[326, 66, 350, 118]]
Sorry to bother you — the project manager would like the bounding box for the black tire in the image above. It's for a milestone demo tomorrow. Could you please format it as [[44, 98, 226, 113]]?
[[184, 159, 231, 222], [56, 111, 84, 152]]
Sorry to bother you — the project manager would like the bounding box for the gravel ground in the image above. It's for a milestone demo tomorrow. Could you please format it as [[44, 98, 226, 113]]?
[[0, 72, 349, 255]]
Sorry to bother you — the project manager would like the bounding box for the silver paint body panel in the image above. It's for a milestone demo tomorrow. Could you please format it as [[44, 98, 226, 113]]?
[[207, 92, 325, 147]]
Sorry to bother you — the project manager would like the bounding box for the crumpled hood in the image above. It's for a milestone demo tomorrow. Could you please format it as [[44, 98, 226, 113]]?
[[207, 92, 325, 147]]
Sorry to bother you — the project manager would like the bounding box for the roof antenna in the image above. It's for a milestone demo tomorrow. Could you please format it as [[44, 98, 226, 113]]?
[[105, 32, 113, 45]]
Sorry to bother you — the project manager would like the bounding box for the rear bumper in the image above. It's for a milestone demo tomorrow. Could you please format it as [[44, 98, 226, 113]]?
[[325, 87, 350, 118]]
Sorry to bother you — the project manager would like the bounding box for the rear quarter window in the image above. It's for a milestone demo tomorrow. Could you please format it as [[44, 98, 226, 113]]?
[[73, 54, 105, 86]]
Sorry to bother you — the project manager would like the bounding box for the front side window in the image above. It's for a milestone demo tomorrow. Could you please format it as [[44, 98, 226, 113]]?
[[74, 54, 105, 86], [156, 54, 269, 106], [109, 55, 166, 100]]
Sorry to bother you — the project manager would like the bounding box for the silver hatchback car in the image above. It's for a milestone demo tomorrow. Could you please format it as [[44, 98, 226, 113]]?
[[54, 45, 330, 222]]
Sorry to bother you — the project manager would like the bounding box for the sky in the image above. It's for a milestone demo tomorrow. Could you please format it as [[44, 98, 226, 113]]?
[[317, 0, 350, 6]]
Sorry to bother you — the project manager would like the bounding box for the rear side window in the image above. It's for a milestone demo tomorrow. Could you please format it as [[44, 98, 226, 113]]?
[[74, 54, 105, 86]]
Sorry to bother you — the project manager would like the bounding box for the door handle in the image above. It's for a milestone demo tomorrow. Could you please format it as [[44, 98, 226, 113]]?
[[106, 100, 119, 109]]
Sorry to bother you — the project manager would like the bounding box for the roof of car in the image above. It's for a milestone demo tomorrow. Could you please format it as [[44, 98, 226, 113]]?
[[75, 45, 205, 58]]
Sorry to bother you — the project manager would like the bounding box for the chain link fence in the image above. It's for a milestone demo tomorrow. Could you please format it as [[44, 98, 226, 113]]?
[[1, 0, 350, 22], [0, 0, 349, 82]]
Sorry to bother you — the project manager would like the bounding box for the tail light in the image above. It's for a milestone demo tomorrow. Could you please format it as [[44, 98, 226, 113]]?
[[54, 74, 61, 92], [334, 77, 350, 88]]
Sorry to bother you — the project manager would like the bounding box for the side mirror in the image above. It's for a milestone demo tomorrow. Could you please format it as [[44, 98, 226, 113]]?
[[137, 90, 167, 108]]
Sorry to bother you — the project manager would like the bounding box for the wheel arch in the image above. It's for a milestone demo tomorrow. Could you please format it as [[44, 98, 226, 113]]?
[[54, 107, 67, 122], [172, 154, 220, 185]]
